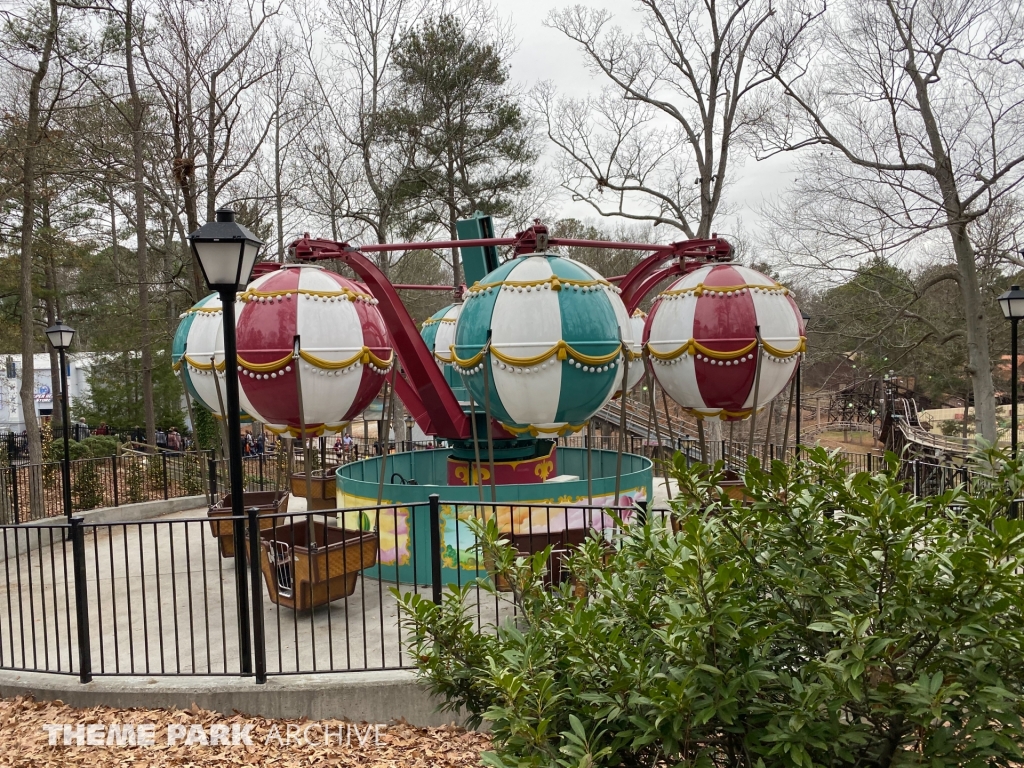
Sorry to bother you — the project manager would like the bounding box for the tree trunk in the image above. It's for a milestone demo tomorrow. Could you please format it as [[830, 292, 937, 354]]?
[[43, 242, 60, 432], [903, 44, 998, 442], [275, 111, 284, 261], [125, 0, 156, 447], [952, 231, 997, 442], [18, 0, 59, 518]]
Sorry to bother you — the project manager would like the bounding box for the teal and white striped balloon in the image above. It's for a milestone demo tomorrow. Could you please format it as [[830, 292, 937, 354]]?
[[171, 293, 224, 413], [452, 254, 633, 437], [420, 303, 461, 366]]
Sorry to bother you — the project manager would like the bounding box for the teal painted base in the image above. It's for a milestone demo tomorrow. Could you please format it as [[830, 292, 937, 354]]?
[[335, 448, 653, 586]]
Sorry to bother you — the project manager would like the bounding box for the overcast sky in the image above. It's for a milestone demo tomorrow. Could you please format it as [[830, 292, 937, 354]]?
[[493, 0, 796, 245]]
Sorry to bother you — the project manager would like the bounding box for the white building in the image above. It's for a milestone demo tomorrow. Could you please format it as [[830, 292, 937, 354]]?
[[0, 353, 98, 432]]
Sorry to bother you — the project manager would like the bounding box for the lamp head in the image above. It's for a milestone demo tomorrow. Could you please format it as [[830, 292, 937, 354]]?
[[998, 284, 1024, 321], [45, 320, 75, 351], [188, 208, 263, 292]]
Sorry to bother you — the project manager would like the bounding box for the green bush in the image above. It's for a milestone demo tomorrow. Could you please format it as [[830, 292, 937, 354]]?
[[146, 455, 166, 492], [82, 435, 118, 458], [398, 448, 1024, 768], [72, 460, 105, 511], [180, 453, 204, 496], [123, 458, 146, 503], [46, 435, 119, 462]]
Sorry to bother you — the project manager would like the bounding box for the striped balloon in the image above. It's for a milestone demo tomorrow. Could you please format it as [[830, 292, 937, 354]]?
[[452, 254, 634, 436], [612, 308, 647, 397], [645, 264, 805, 421], [171, 293, 244, 418], [420, 303, 461, 366], [234, 265, 393, 436]]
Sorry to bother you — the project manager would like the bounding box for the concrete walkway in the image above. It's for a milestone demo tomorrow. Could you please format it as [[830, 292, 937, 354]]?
[[0, 484, 678, 682], [0, 497, 515, 679]]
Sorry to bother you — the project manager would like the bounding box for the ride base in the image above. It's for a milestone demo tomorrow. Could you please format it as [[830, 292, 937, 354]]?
[[334, 447, 652, 586]]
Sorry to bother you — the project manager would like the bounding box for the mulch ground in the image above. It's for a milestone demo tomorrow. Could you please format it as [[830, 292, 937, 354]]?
[[0, 696, 490, 767]]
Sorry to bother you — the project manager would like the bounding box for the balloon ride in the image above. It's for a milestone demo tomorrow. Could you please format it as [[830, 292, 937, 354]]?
[[175, 216, 805, 595]]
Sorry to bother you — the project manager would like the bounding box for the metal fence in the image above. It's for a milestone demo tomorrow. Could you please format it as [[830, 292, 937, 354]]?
[[0, 498, 645, 682], [0, 451, 216, 524]]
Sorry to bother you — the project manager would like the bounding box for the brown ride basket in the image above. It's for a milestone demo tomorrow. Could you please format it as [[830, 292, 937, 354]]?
[[207, 491, 290, 558], [257, 519, 379, 611], [485, 526, 597, 592], [290, 470, 337, 511]]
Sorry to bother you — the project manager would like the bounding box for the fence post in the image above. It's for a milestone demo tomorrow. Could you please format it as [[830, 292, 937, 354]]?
[[248, 505, 267, 684], [8, 453, 18, 526], [913, 460, 921, 498], [111, 456, 119, 508], [429, 494, 442, 605], [867, 453, 873, 474], [208, 458, 218, 505], [161, 453, 169, 500], [70, 517, 93, 683], [258, 452, 264, 491]]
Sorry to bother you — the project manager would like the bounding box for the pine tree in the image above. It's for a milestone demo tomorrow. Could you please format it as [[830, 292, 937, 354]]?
[[382, 14, 534, 286]]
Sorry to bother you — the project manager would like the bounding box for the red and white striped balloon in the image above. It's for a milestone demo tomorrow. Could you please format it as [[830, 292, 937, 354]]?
[[645, 264, 805, 421], [234, 265, 392, 436]]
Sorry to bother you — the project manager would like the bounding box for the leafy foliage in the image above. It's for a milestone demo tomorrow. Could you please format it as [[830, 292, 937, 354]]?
[[382, 14, 535, 239], [71, 460, 104, 511], [123, 458, 146, 504], [398, 449, 1024, 768], [76, 351, 186, 431], [46, 435, 119, 462]]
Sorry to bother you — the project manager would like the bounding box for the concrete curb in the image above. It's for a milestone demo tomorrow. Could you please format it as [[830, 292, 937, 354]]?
[[0, 669, 466, 727], [2, 496, 207, 558]]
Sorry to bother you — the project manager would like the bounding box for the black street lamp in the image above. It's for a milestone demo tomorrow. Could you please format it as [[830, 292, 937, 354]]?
[[45, 321, 75, 520], [189, 207, 263, 680], [796, 310, 809, 458], [998, 284, 1024, 456]]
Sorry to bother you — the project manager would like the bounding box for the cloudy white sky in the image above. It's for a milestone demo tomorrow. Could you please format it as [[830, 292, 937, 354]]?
[[493, 0, 797, 244]]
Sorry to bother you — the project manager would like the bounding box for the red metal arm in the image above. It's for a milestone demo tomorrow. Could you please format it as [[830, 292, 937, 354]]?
[[290, 236, 470, 439], [624, 263, 683, 315], [618, 237, 733, 311]]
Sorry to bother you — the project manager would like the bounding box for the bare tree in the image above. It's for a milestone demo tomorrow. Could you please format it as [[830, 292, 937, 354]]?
[[2, 0, 60, 514], [296, 0, 422, 274], [541, 0, 819, 238], [140, 0, 282, 297], [762, 0, 1024, 441]]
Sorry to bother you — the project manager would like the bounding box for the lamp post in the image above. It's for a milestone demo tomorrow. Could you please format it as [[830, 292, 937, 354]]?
[[998, 284, 1024, 456], [189, 207, 263, 679], [45, 321, 75, 520], [796, 310, 809, 458]]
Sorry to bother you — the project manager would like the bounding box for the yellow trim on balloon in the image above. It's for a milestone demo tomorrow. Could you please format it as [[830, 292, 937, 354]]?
[[467, 276, 612, 294], [300, 348, 393, 371], [263, 422, 352, 438], [434, 350, 453, 364], [502, 421, 589, 438], [239, 286, 376, 303], [182, 355, 226, 371], [646, 337, 805, 362], [451, 340, 623, 369], [690, 407, 760, 420], [659, 282, 787, 298], [234, 347, 394, 374], [421, 316, 457, 328]]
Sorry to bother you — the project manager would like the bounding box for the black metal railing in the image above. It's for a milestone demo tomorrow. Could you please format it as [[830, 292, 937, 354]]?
[[0, 497, 647, 682], [0, 451, 217, 524]]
